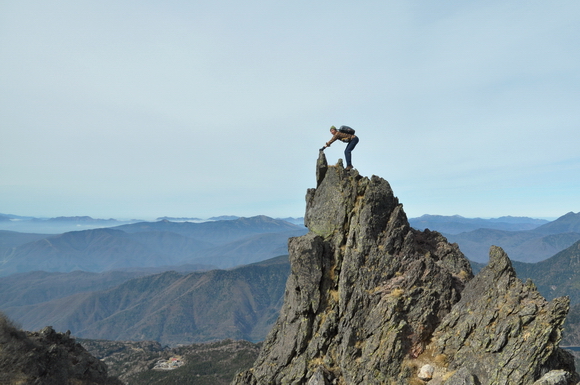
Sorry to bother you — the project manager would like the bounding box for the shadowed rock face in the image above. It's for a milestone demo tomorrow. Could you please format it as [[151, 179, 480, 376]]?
[[233, 153, 577, 385]]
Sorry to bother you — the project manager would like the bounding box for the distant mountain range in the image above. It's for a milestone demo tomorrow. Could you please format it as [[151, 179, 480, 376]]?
[[2, 211, 580, 350], [410, 212, 580, 263], [0, 256, 290, 346], [512, 240, 580, 304], [6, 238, 580, 349], [409, 214, 549, 234], [0, 230, 49, 249], [3, 222, 580, 354], [0, 213, 306, 233], [0, 215, 307, 276], [0, 214, 138, 234]]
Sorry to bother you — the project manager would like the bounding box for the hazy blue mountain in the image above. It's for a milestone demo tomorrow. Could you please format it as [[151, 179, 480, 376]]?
[[0, 213, 36, 220], [47, 216, 118, 223], [531, 212, 580, 235], [277, 217, 305, 225], [207, 215, 240, 221], [0, 230, 50, 249], [0, 228, 177, 275], [122, 230, 215, 259], [0, 270, 147, 308], [409, 214, 548, 234], [114, 215, 303, 245], [1, 256, 290, 346], [446, 228, 580, 263], [156, 216, 203, 221], [0, 214, 141, 234], [0, 216, 307, 275], [443, 212, 580, 263], [187, 229, 306, 268], [512, 240, 580, 304]]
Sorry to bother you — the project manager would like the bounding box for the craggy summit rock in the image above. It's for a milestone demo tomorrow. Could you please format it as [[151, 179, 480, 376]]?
[[233, 153, 577, 385], [431, 246, 577, 384], [0, 315, 122, 385]]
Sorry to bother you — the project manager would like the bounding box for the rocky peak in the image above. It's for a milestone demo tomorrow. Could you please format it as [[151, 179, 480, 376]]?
[[0, 316, 122, 385], [431, 246, 576, 384], [232, 153, 578, 385]]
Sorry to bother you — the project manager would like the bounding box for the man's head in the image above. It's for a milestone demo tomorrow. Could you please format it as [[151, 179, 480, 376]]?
[[330, 126, 337, 134]]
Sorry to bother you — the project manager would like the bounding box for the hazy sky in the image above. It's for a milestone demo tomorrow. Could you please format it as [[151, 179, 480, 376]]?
[[1, 1, 579, 220]]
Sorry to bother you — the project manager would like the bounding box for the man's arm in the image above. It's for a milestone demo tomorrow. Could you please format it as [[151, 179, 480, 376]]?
[[325, 133, 342, 147]]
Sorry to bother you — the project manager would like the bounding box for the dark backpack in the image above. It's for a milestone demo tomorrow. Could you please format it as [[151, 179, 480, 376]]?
[[339, 126, 355, 135]]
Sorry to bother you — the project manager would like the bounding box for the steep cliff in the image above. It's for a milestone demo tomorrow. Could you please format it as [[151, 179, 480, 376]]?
[[233, 153, 577, 385]]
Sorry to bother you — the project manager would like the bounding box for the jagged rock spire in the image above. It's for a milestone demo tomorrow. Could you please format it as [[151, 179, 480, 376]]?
[[232, 153, 577, 385], [432, 246, 577, 384]]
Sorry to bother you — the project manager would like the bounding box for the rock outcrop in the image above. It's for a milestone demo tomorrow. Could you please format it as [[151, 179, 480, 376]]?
[[232, 153, 578, 384], [0, 315, 122, 385], [431, 246, 576, 384]]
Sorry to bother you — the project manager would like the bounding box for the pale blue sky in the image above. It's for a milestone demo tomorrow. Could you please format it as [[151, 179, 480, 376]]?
[[1, 1, 579, 220]]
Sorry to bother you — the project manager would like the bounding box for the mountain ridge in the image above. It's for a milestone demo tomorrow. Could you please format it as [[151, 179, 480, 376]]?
[[445, 226, 580, 263], [410, 214, 549, 234], [0, 216, 307, 276], [1, 256, 291, 346], [409, 212, 580, 263]]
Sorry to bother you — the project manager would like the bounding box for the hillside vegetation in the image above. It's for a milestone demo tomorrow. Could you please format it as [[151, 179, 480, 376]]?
[[81, 339, 260, 385], [1, 256, 290, 346]]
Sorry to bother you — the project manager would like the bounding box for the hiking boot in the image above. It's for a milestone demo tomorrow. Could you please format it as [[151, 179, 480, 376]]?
[[345, 165, 353, 171]]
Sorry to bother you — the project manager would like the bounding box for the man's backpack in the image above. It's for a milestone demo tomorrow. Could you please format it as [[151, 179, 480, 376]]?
[[339, 126, 355, 135]]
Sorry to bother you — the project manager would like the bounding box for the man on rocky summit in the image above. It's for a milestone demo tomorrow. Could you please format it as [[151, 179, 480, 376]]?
[[321, 126, 359, 171]]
